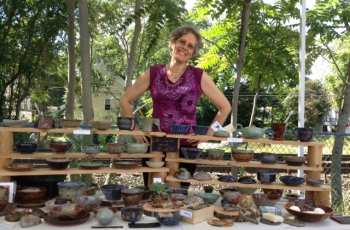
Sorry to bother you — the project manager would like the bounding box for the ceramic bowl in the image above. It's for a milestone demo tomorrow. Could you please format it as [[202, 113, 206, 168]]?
[[57, 182, 87, 201], [236, 187, 257, 195], [279, 175, 305, 186], [121, 206, 142, 222], [213, 130, 230, 137], [92, 206, 118, 215], [262, 189, 284, 200], [260, 152, 278, 164], [238, 176, 256, 184], [16, 143, 38, 153], [284, 202, 334, 222], [146, 161, 165, 168], [90, 120, 113, 130], [112, 160, 139, 169], [156, 213, 183, 226], [193, 171, 212, 181], [126, 143, 148, 153], [307, 178, 324, 187], [83, 144, 100, 154], [107, 142, 124, 154], [257, 169, 276, 184], [252, 193, 279, 207], [16, 186, 47, 204], [49, 141, 73, 153], [219, 188, 238, 196], [207, 149, 225, 160], [181, 147, 203, 159], [60, 119, 82, 128], [284, 156, 307, 166], [196, 192, 220, 204], [45, 158, 71, 170], [192, 125, 209, 135], [121, 188, 144, 206], [100, 184, 126, 200], [74, 196, 103, 212], [174, 168, 191, 180], [231, 149, 254, 162], [3, 119, 29, 127], [284, 193, 300, 202], [170, 124, 189, 134], [50, 203, 85, 220], [218, 175, 237, 182]]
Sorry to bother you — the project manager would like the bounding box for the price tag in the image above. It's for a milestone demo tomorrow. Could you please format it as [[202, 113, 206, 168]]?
[[73, 129, 91, 135], [180, 209, 193, 218], [211, 121, 224, 132], [153, 178, 162, 183], [227, 137, 243, 142]]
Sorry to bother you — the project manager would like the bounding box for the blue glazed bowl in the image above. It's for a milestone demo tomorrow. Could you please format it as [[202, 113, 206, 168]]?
[[192, 125, 209, 135], [181, 147, 203, 159], [279, 176, 305, 186], [170, 124, 189, 134], [16, 143, 38, 153], [100, 184, 126, 200], [156, 213, 183, 226]]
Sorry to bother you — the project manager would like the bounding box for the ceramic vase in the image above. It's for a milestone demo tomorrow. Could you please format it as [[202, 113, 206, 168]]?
[[96, 208, 115, 225]]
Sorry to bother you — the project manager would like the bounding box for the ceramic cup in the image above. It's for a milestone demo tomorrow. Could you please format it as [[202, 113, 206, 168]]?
[[271, 122, 286, 141], [293, 127, 313, 142], [117, 117, 136, 131], [141, 117, 161, 132]]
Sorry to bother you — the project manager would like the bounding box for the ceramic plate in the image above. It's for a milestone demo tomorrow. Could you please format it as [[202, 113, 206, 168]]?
[[16, 200, 46, 208], [78, 162, 104, 169], [43, 211, 90, 226], [6, 164, 33, 171]]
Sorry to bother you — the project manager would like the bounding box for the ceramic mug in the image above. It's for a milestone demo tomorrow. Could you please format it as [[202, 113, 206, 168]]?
[[271, 122, 286, 141], [141, 117, 161, 132], [293, 127, 313, 142], [117, 117, 136, 130]]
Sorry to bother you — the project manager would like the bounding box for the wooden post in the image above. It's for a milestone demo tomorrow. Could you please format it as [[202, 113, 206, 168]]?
[[165, 139, 180, 187], [0, 130, 13, 181]]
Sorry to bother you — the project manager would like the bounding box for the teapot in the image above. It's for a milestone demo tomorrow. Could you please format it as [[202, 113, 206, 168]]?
[[236, 124, 268, 139]]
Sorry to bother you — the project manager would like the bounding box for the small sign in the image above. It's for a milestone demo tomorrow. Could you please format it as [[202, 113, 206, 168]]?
[[73, 129, 91, 135], [180, 209, 193, 218], [151, 137, 177, 152], [153, 178, 162, 183], [211, 121, 224, 131], [294, 199, 316, 207], [227, 137, 243, 142]]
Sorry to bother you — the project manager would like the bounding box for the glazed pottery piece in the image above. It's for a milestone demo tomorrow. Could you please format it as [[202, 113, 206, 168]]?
[[92, 206, 118, 215], [238, 176, 256, 184], [141, 117, 161, 132], [126, 143, 148, 153], [213, 130, 230, 137], [231, 149, 254, 162], [252, 193, 279, 207], [219, 188, 238, 196], [96, 208, 115, 225], [257, 169, 276, 184], [121, 206, 142, 222], [192, 125, 209, 135], [19, 214, 41, 228], [284, 202, 334, 222], [117, 117, 136, 130], [90, 120, 113, 130], [170, 124, 189, 134], [16, 143, 38, 153], [260, 152, 278, 164], [16, 186, 46, 204], [271, 122, 286, 140], [100, 184, 126, 200], [174, 168, 191, 180], [156, 213, 183, 226], [222, 191, 240, 205], [262, 189, 283, 200], [236, 187, 257, 195], [60, 119, 82, 128], [236, 124, 268, 139], [203, 186, 214, 193], [293, 127, 313, 142], [0, 186, 9, 211], [57, 181, 87, 200], [182, 195, 204, 205], [193, 171, 212, 181], [279, 176, 305, 186], [238, 194, 253, 208], [307, 178, 324, 187], [146, 161, 165, 168], [45, 158, 71, 170], [49, 141, 73, 153], [207, 149, 225, 160], [181, 147, 203, 159], [74, 196, 103, 212], [3, 119, 29, 127], [107, 142, 124, 154], [196, 192, 220, 204], [284, 156, 307, 166], [218, 175, 237, 182], [83, 144, 100, 154], [49, 203, 85, 220], [121, 188, 144, 206]]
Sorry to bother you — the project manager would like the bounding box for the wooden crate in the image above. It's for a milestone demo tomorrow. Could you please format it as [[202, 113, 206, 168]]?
[[180, 202, 214, 224]]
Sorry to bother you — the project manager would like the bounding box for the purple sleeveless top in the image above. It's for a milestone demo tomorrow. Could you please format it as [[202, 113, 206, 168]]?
[[149, 64, 203, 135]]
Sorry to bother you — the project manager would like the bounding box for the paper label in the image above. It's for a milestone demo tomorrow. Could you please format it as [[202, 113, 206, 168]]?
[[153, 178, 162, 183], [211, 121, 224, 132], [73, 129, 91, 135], [180, 209, 193, 218], [227, 137, 243, 142], [143, 216, 157, 221]]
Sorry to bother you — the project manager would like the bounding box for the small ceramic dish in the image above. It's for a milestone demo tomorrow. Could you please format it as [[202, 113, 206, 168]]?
[[78, 162, 104, 169], [213, 130, 230, 137], [284, 156, 307, 166], [45, 158, 71, 170], [238, 176, 256, 184], [181, 147, 203, 159], [156, 213, 183, 226], [126, 143, 148, 153], [146, 161, 165, 168], [196, 192, 220, 204], [218, 175, 237, 182], [192, 125, 209, 135], [307, 178, 324, 187], [231, 149, 254, 162], [279, 175, 305, 186], [82, 145, 100, 154], [60, 119, 82, 128], [170, 124, 189, 134], [3, 119, 29, 127]]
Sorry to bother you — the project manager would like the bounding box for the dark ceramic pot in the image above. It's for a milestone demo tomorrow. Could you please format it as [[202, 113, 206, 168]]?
[[238, 176, 256, 184], [117, 117, 136, 130], [181, 147, 203, 159], [121, 206, 142, 222], [203, 186, 214, 193], [16, 143, 38, 153], [100, 184, 126, 200], [271, 122, 286, 141], [257, 169, 276, 184], [218, 175, 237, 182], [293, 127, 313, 142], [170, 124, 189, 134], [192, 125, 209, 135], [279, 176, 305, 186], [121, 188, 144, 206], [260, 152, 278, 164]]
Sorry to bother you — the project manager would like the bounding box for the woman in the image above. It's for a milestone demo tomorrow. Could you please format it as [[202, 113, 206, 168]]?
[[119, 25, 231, 187]]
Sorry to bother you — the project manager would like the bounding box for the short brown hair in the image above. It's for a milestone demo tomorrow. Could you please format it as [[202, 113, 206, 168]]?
[[168, 25, 203, 56]]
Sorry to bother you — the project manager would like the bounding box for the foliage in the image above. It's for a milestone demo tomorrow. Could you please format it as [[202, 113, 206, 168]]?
[[149, 182, 170, 195]]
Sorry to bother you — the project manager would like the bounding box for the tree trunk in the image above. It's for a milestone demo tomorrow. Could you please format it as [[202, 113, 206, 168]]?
[[66, 0, 76, 119], [331, 58, 350, 209], [249, 74, 262, 126]]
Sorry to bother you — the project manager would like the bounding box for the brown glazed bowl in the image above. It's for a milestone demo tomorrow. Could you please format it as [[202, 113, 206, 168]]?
[[284, 202, 334, 222], [231, 149, 254, 162], [49, 141, 73, 153], [45, 158, 71, 170], [16, 186, 47, 203], [252, 193, 279, 207], [107, 142, 124, 154], [90, 120, 113, 130], [121, 188, 144, 206]]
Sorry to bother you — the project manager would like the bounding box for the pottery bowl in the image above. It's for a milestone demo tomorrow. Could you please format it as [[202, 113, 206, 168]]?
[[126, 143, 148, 153], [60, 119, 82, 128], [74, 196, 103, 212], [231, 149, 254, 162], [146, 161, 165, 168], [218, 175, 236, 182], [16, 143, 38, 153], [0, 186, 9, 211], [307, 178, 324, 187], [262, 189, 284, 200], [49, 141, 73, 153], [121, 206, 142, 222], [192, 125, 209, 135], [121, 188, 144, 206], [107, 142, 124, 154], [92, 206, 118, 215], [50, 203, 85, 220], [207, 149, 225, 160], [3, 119, 29, 127], [236, 187, 257, 195], [196, 192, 220, 204], [100, 184, 126, 200], [238, 176, 256, 184], [284, 202, 334, 222], [181, 147, 203, 159], [284, 156, 307, 166], [260, 152, 278, 164], [45, 158, 71, 170], [16, 186, 47, 204], [90, 120, 113, 130], [279, 175, 305, 186], [112, 160, 139, 170], [284, 193, 299, 202], [170, 124, 189, 134], [57, 182, 87, 201], [156, 213, 183, 226], [257, 169, 276, 184], [252, 193, 279, 207], [83, 144, 100, 154]]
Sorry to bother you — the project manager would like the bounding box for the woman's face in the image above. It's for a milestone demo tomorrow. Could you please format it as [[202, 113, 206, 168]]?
[[171, 33, 197, 62]]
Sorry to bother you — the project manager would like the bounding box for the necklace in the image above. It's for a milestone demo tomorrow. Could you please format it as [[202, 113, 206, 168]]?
[[167, 64, 187, 82]]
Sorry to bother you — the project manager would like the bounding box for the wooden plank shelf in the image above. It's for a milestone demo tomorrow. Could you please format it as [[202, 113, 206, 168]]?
[[165, 157, 323, 172], [2, 166, 169, 176], [3, 153, 164, 159], [166, 175, 331, 192]]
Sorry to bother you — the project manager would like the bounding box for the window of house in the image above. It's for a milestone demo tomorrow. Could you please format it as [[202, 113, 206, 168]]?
[[105, 98, 111, 110]]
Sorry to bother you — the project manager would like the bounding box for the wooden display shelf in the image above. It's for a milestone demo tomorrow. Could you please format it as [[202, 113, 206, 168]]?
[[3, 153, 165, 159], [2, 166, 169, 176], [165, 157, 323, 172], [165, 175, 331, 192]]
